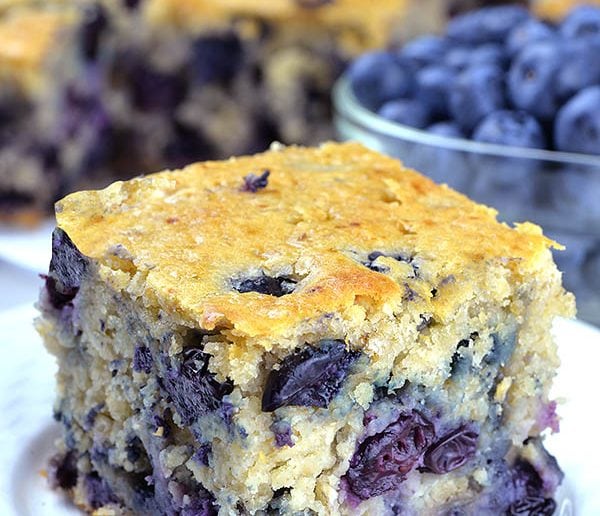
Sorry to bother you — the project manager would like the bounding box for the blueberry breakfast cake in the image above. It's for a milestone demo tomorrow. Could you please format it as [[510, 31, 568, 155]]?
[[37, 142, 574, 515], [1, 0, 419, 221]]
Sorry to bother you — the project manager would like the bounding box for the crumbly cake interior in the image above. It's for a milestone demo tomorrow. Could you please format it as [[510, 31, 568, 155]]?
[[38, 143, 574, 515]]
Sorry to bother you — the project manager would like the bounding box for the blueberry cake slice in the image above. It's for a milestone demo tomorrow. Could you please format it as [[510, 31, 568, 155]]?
[[38, 142, 574, 514], [0, 0, 416, 222]]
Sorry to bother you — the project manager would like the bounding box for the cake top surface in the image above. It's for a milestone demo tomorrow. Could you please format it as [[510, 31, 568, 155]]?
[[143, 0, 407, 48], [0, 7, 73, 92], [56, 142, 561, 337]]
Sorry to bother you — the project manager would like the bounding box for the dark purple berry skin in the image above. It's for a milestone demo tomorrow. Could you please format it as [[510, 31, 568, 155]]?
[[191, 34, 244, 86], [45, 228, 88, 309], [270, 420, 294, 447], [261, 340, 360, 412], [85, 473, 119, 509], [161, 348, 233, 426], [193, 444, 212, 466], [48, 451, 78, 490], [507, 496, 556, 515], [242, 169, 270, 192], [79, 3, 109, 61], [133, 345, 154, 374], [130, 65, 187, 111], [345, 410, 435, 500], [234, 274, 297, 297], [423, 425, 478, 474]]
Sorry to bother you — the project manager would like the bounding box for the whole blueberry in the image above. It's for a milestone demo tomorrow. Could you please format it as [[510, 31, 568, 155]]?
[[400, 35, 450, 69], [348, 51, 414, 111], [506, 19, 555, 58], [470, 44, 508, 69], [426, 121, 464, 138], [508, 41, 562, 120], [556, 38, 600, 100], [377, 99, 431, 129], [554, 86, 600, 155], [415, 66, 455, 118], [560, 6, 600, 39], [473, 110, 545, 149], [446, 6, 530, 45], [445, 46, 472, 73], [449, 64, 505, 133]]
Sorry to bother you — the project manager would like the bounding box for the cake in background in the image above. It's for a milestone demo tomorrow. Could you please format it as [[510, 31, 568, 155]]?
[[0, 0, 538, 222]]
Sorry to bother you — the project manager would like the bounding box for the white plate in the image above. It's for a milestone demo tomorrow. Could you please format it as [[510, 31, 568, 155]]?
[[0, 220, 55, 273], [0, 305, 598, 515]]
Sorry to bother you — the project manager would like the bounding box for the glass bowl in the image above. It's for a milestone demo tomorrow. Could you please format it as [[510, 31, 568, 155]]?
[[333, 76, 600, 325]]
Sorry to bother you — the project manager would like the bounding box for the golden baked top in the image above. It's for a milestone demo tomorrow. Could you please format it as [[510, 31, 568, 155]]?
[[56, 142, 568, 338], [143, 0, 409, 49], [0, 7, 73, 93]]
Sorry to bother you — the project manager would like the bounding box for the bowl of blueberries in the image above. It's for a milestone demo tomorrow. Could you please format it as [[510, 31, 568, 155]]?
[[333, 4, 600, 325]]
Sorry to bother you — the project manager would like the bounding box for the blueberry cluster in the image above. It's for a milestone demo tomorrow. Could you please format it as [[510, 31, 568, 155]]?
[[348, 5, 600, 156]]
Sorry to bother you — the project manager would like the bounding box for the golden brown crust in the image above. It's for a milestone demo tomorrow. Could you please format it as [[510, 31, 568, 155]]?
[[143, 0, 409, 49], [55, 142, 569, 340], [0, 7, 74, 93]]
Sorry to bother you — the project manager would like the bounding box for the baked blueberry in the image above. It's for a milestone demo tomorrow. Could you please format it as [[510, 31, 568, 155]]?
[[46, 228, 88, 310], [554, 86, 600, 155], [347, 51, 414, 111], [560, 5, 600, 40], [262, 340, 359, 412], [345, 410, 435, 500], [191, 33, 244, 86], [446, 6, 530, 45], [133, 345, 153, 374], [234, 274, 297, 297], [79, 3, 109, 62], [507, 41, 562, 120], [162, 347, 234, 425], [449, 65, 505, 133], [130, 65, 187, 111], [377, 99, 431, 129], [423, 425, 478, 474], [473, 110, 545, 149]]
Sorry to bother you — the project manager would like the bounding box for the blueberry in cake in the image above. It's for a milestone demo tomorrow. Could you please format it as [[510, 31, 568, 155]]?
[[38, 142, 575, 514]]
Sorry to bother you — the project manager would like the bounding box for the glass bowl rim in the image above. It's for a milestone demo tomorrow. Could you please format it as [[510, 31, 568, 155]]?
[[332, 75, 600, 168]]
